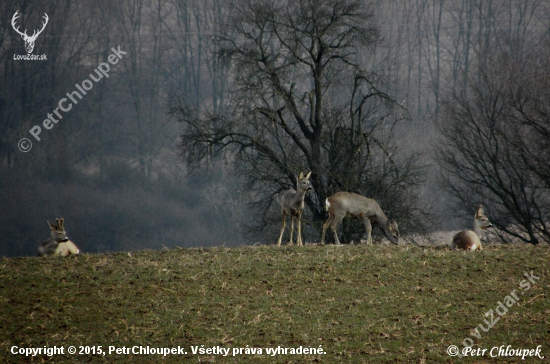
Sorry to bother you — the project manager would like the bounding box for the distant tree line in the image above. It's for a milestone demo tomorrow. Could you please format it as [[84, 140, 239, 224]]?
[[170, 0, 430, 243], [438, 44, 550, 244], [1, 0, 548, 256]]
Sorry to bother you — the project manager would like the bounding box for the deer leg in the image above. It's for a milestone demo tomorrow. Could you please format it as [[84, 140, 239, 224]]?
[[66, 240, 80, 254], [321, 212, 334, 245], [289, 214, 295, 246], [277, 211, 287, 247], [331, 215, 343, 245], [296, 211, 303, 246], [362, 215, 373, 244]]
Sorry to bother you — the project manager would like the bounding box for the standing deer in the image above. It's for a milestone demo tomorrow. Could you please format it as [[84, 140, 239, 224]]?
[[451, 205, 492, 251], [11, 11, 49, 54], [277, 171, 313, 246], [38, 218, 80, 256], [321, 192, 400, 245]]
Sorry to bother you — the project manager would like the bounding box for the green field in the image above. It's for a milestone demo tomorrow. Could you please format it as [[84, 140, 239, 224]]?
[[1, 243, 548, 363]]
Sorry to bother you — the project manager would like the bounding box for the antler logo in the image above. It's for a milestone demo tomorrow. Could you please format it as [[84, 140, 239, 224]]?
[[11, 11, 49, 54]]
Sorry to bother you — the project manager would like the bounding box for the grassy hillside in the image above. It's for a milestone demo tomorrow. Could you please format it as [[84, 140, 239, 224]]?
[[1, 243, 548, 363]]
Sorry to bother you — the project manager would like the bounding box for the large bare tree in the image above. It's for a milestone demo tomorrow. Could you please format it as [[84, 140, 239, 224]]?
[[171, 0, 429, 242], [438, 46, 550, 245]]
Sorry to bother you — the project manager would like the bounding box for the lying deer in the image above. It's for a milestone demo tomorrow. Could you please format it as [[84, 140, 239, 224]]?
[[451, 205, 492, 251], [38, 218, 80, 256], [321, 192, 400, 245], [277, 171, 313, 246]]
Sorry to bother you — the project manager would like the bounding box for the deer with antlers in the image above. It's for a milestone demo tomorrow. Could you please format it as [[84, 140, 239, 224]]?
[[277, 171, 313, 247], [12, 11, 49, 54], [38, 218, 80, 257]]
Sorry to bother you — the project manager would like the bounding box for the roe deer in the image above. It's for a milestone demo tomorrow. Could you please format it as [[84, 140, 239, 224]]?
[[38, 218, 80, 256], [321, 192, 400, 245], [452, 205, 492, 251], [277, 171, 313, 246]]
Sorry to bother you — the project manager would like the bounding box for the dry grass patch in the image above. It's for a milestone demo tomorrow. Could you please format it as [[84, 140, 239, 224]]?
[[1, 243, 548, 363]]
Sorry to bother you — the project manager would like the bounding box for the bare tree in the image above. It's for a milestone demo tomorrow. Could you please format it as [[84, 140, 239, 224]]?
[[171, 0, 429, 242], [437, 46, 550, 245]]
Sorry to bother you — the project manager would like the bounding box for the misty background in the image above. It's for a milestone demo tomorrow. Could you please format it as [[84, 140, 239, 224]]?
[[1, 0, 549, 257]]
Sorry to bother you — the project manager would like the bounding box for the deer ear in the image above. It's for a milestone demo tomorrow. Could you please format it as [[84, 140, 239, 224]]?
[[305, 171, 311, 179], [298, 171, 304, 179], [48, 220, 56, 230], [59, 218, 64, 229], [476, 205, 484, 217]]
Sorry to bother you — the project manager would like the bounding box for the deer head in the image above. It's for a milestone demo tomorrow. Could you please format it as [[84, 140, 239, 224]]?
[[48, 218, 69, 244], [12, 11, 49, 54]]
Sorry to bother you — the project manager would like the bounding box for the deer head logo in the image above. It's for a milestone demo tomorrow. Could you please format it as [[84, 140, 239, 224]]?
[[11, 11, 49, 54]]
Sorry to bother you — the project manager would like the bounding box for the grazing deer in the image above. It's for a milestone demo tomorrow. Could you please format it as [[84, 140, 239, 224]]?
[[277, 171, 313, 246], [321, 192, 400, 245], [38, 218, 80, 256], [452, 205, 492, 251]]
